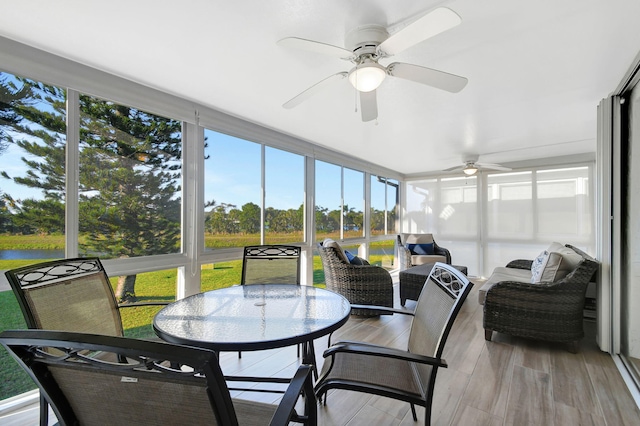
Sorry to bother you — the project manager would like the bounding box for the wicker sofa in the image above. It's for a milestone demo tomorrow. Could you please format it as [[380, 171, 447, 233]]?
[[481, 243, 599, 351], [396, 233, 451, 271], [317, 239, 393, 316]]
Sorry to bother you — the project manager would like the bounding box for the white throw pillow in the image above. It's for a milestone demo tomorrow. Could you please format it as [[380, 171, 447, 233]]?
[[322, 238, 350, 264], [539, 252, 565, 282], [531, 251, 549, 283]]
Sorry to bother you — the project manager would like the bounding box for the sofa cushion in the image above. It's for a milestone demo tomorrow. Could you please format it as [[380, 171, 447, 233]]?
[[547, 242, 582, 271], [478, 266, 532, 304], [404, 234, 434, 244], [412, 254, 447, 265], [528, 242, 582, 283], [407, 243, 434, 255], [322, 238, 350, 264]]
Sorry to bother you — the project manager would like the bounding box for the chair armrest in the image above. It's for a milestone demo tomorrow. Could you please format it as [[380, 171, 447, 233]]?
[[505, 259, 533, 270], [118, 301, 170, 308], [323, 342, 447, 368], [350, 304, 415, 317], [269, 365, 315, 426], [433, 241, 452, 264]]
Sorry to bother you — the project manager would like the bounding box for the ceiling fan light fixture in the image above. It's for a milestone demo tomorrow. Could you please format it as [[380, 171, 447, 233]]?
[[348, 62, 386, 92], [463, 164, 478, 176]]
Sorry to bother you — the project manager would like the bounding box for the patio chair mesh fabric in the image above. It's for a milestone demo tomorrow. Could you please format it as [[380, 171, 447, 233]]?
[[314, 263, 472, 424], [242, 245, 301, 285], [24, 273, 123, 336], [0, 330, 316, 426], [49, 366, 222, 425]]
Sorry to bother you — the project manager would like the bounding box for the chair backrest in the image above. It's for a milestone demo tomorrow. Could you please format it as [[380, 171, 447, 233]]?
[[408, 263, 473, 391], [5, 257, 124, 337], [0, 329, 237, 426], [241, 245, 301, 285]]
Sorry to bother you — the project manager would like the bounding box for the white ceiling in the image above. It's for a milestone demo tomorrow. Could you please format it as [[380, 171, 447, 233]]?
[[1, 0, 639, 176]]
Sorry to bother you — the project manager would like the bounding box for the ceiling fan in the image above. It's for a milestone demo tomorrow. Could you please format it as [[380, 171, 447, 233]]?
[[444, 155, 512, 176], [278, 7, 468, 122]]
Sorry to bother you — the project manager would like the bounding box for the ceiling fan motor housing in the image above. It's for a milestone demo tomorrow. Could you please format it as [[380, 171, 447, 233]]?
[[345, 24, 389, 58]]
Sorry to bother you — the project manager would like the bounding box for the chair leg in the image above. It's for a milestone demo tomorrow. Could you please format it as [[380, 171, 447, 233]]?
[[39, 394, 48, 426], [410, 403, 417, 421], [567, 340, 579, 354], [484, 329, 493, 341], [238, 351, 242, 359]]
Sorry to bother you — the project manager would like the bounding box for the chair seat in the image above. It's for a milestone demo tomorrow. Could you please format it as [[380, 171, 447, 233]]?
[[318, 347, 425, 400], [233, 398, 279, 425]]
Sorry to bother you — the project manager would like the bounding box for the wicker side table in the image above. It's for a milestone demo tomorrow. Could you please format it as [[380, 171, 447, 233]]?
[[399, 263, 468, 306]]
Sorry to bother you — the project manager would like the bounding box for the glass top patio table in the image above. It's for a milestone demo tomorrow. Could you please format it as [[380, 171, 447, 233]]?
[[153, 284, 351, 352]]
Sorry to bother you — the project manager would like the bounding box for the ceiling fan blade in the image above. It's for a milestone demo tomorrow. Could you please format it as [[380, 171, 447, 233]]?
[[377, 7, 461, 57], [277, 37, 354, 60], [443, 165, 464, 172], [360, 90, 378, 122], [283, 72, 348, 109], [388, 62, 468, 93], [478, 163, 512, 171]]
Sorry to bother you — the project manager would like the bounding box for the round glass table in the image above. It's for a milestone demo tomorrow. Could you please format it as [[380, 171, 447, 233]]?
[[153, 284, 351, 357]]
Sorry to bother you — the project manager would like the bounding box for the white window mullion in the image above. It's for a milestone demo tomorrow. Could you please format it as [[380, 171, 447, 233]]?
[[261, 144, 266, 245], [65, 89, 80, 259], [178, 120, 203, 299]]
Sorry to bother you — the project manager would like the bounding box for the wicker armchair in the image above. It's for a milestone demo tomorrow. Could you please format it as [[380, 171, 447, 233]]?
[[396, 233, 452, 270], [317, 239, 393, 316], [483, 244, 599, 352]]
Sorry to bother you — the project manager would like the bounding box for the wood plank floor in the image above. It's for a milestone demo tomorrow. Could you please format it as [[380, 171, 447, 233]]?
[[219, 278, 640, 425], [2, 278, 639, 425]]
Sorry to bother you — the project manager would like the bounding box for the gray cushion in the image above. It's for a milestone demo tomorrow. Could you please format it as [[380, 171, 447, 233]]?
[[478, 266, 532, 305], [411, 254, 447, 265]]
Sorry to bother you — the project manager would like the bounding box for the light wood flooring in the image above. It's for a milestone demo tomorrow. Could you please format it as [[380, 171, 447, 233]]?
[[2, 279, 639, 425], [221, 279, 640, 425]]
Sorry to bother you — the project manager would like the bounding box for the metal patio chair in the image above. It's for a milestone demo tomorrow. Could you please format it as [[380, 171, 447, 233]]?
[[241, 245, 301, 285], [314, 263, 473, 425], [4, 257, 170, 425], [0, 329, 316, 426]]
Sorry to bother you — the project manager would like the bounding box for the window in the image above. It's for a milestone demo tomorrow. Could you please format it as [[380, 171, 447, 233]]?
[[0, 72, 66, 257], [536, 167, 590, 241], [406, 176, 479, 274], [487, 172, 533, 238], [78, 95, 182, 258], [265, 147, 304, 243], [315, 160, 342, 240], [405, 166, 593, 277], [204, 130, 261, 248], [343, 168, 364, 238]]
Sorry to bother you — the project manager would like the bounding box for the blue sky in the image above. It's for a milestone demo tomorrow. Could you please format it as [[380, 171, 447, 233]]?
[[0, 70, 389, 212], [1, 129, 383, 212]]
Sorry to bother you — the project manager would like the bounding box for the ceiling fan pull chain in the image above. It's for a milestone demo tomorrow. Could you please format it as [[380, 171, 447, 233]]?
[[354, 74, 359, 113]]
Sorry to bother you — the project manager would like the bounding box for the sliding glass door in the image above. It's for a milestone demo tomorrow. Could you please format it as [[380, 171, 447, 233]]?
[[620, 78, 640, 387]]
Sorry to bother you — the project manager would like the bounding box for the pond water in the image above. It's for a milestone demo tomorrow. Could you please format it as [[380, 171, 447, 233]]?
[[0, 249, 65, 260]]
